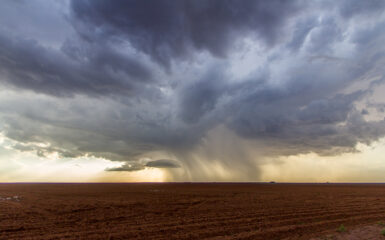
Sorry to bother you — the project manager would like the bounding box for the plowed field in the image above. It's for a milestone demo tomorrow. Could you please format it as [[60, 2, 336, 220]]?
[[1, 183, 385, 239]]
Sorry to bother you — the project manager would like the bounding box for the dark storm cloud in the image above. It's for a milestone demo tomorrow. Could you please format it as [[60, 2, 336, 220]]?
[[178, 66, 229, 124], [70, 0, 303, 68], [0, 0, 385, 179], [0, 32, 154, 97], [145, 159, 180, 168]]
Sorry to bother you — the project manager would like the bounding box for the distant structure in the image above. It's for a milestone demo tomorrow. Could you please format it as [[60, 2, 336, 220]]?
[[269, 181, 276, 184]]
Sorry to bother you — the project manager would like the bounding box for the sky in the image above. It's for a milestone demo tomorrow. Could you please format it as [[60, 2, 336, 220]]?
[[0, 0, 385, 182]]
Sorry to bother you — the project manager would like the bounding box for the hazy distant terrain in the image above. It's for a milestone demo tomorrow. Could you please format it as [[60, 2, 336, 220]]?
[[1, 183, 385, 239]]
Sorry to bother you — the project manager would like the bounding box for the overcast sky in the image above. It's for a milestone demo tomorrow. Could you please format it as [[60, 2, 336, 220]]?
[[1, 0, 385, 182]]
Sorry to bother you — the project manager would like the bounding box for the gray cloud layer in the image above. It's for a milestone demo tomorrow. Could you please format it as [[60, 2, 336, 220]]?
[[70, 0, 302, 69], [0, 0, 385, 180]]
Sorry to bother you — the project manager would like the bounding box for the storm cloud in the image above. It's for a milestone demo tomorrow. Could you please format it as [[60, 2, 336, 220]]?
[[0, 0, 385, 181], [70, 0, 303, 68]]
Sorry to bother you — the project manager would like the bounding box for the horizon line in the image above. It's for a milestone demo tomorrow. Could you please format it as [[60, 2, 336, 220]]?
[[1, 181, 385, 184]]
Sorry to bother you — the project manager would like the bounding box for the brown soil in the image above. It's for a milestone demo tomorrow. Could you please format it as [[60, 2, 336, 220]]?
[[1, 183, 385, 239], [311, 224, 385, 239]]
